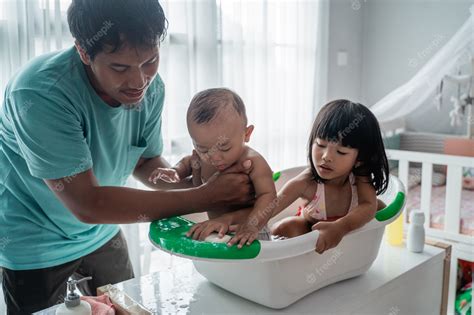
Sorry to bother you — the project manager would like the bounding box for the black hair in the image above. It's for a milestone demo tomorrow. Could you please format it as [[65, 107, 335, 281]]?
[[67, 0, 168, 59], [308, 99, 389, 195], [187, 88, 248, 125]]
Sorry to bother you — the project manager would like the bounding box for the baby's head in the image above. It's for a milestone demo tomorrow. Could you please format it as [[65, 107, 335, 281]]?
[[187, 88, 254, 171], [308, 99, 389, 195]]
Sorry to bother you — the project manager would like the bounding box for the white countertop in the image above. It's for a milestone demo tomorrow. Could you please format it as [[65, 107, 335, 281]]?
[[113, 241, 446, 315]]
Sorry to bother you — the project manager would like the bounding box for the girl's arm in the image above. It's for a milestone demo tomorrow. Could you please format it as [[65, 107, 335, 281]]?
[[270, 169, 313, 218], [228, 167, 312, 247], [335, 176, 377, 234], [312, 176, 377, 254]]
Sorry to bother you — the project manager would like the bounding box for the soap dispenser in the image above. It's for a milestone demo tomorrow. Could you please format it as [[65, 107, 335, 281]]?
[[56, 277, 92, 315]]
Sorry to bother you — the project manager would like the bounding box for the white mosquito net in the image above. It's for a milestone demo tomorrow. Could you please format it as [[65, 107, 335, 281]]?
[[371, 7, 474, 136]]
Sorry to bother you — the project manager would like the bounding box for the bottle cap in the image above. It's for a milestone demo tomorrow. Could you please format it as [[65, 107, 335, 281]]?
[[409, 210, 425, 225], [64, 277, 92, 308]]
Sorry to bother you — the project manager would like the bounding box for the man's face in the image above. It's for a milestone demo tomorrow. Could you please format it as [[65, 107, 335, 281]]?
[[77, 42, 159, 105]]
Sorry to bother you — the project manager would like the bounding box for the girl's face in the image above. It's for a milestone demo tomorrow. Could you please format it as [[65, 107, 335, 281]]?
[[312, 138, 359, 181]]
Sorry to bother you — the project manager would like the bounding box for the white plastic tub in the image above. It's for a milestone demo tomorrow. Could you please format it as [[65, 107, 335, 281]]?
[[150, 166, 406, 309]]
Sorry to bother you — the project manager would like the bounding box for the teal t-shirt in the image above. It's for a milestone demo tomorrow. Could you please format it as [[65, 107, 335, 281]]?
[[0, 47, 165, 270]]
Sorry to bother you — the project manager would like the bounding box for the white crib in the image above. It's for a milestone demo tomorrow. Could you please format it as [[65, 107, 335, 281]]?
[[385, 143, 473, 314]]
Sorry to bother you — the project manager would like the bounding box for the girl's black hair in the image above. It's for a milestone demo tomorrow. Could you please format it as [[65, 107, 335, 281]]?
[[67, 0, 168, 60], [308, 99, 389, 195]]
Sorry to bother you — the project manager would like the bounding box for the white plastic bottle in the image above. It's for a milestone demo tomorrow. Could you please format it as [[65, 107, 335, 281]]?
[[56, 277, 92, 315], [407, 210, 425, 253]]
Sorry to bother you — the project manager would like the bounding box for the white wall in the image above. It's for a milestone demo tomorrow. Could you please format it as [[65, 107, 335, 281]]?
[[326, 0, 364, 102], [326, 0, 472, 134]]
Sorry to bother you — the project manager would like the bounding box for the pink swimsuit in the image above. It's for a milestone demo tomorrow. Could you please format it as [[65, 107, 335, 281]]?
[[298, 173, 358, 221]]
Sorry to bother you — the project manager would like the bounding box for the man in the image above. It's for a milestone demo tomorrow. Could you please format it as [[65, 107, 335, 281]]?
[[0, 0, 253, 313]]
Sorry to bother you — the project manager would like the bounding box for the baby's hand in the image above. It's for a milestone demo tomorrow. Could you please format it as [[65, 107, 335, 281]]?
[[186, 219, 231, 241], [227, 223, 260, 249], [311, 221, 346, 254], [148, 167, 181, 184]]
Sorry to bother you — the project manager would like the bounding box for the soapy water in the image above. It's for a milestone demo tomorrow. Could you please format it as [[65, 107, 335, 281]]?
[[132, 258, 197, 314], [159, 262, 196, 314]]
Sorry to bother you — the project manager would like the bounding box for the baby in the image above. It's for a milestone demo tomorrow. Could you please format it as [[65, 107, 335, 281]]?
[[149, 88, 277, 248]]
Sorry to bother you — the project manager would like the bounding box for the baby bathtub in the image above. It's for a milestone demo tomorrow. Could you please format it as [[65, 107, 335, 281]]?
[[149, 166, 406, 309]]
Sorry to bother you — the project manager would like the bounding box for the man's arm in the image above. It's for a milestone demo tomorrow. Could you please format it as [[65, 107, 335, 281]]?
[[44, 162, 253, 225]]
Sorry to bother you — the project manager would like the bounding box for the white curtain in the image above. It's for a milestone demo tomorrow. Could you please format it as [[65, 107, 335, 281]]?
[[0, 0, 74, 103], [0, 0, 329, 276], [160, 0, 328, 171]]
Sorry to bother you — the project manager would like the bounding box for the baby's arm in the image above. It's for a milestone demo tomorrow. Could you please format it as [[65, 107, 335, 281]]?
[[149, 151, 201, 184], [227, 155, 277, 247], [312, 176, 377, 253], [186, 206, 253, 240]]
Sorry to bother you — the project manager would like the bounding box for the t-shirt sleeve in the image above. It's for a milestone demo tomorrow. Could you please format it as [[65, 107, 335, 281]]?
[[7, 89, 93, 180], [141, 78, 165, 158]]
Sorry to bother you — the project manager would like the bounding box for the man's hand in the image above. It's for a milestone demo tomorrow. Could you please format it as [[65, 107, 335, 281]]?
[[201, 160, 255, 209]]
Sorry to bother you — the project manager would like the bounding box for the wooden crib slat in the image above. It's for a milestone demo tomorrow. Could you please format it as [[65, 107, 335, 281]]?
[[444, 165, 463, 235], [420, 163, 433, 230]]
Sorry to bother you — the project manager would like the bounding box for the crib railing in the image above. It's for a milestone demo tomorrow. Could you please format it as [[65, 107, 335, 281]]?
[[386, 149, 474, 245]]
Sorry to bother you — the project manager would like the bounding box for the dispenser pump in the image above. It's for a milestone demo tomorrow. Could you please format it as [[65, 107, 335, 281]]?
[[56, 277, 92, 315], [64, 277, 92, 308]]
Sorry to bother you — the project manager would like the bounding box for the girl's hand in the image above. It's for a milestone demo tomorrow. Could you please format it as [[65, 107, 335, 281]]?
[[186, 218, 231, 241], [227, 223, 260, 249], [148, 167, 181, 184], [311, 221, 346, 254]]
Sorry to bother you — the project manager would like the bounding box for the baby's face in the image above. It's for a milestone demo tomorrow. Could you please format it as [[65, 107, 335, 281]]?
[[188, 109, 252, 171], [312, 138, 358, 181]]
